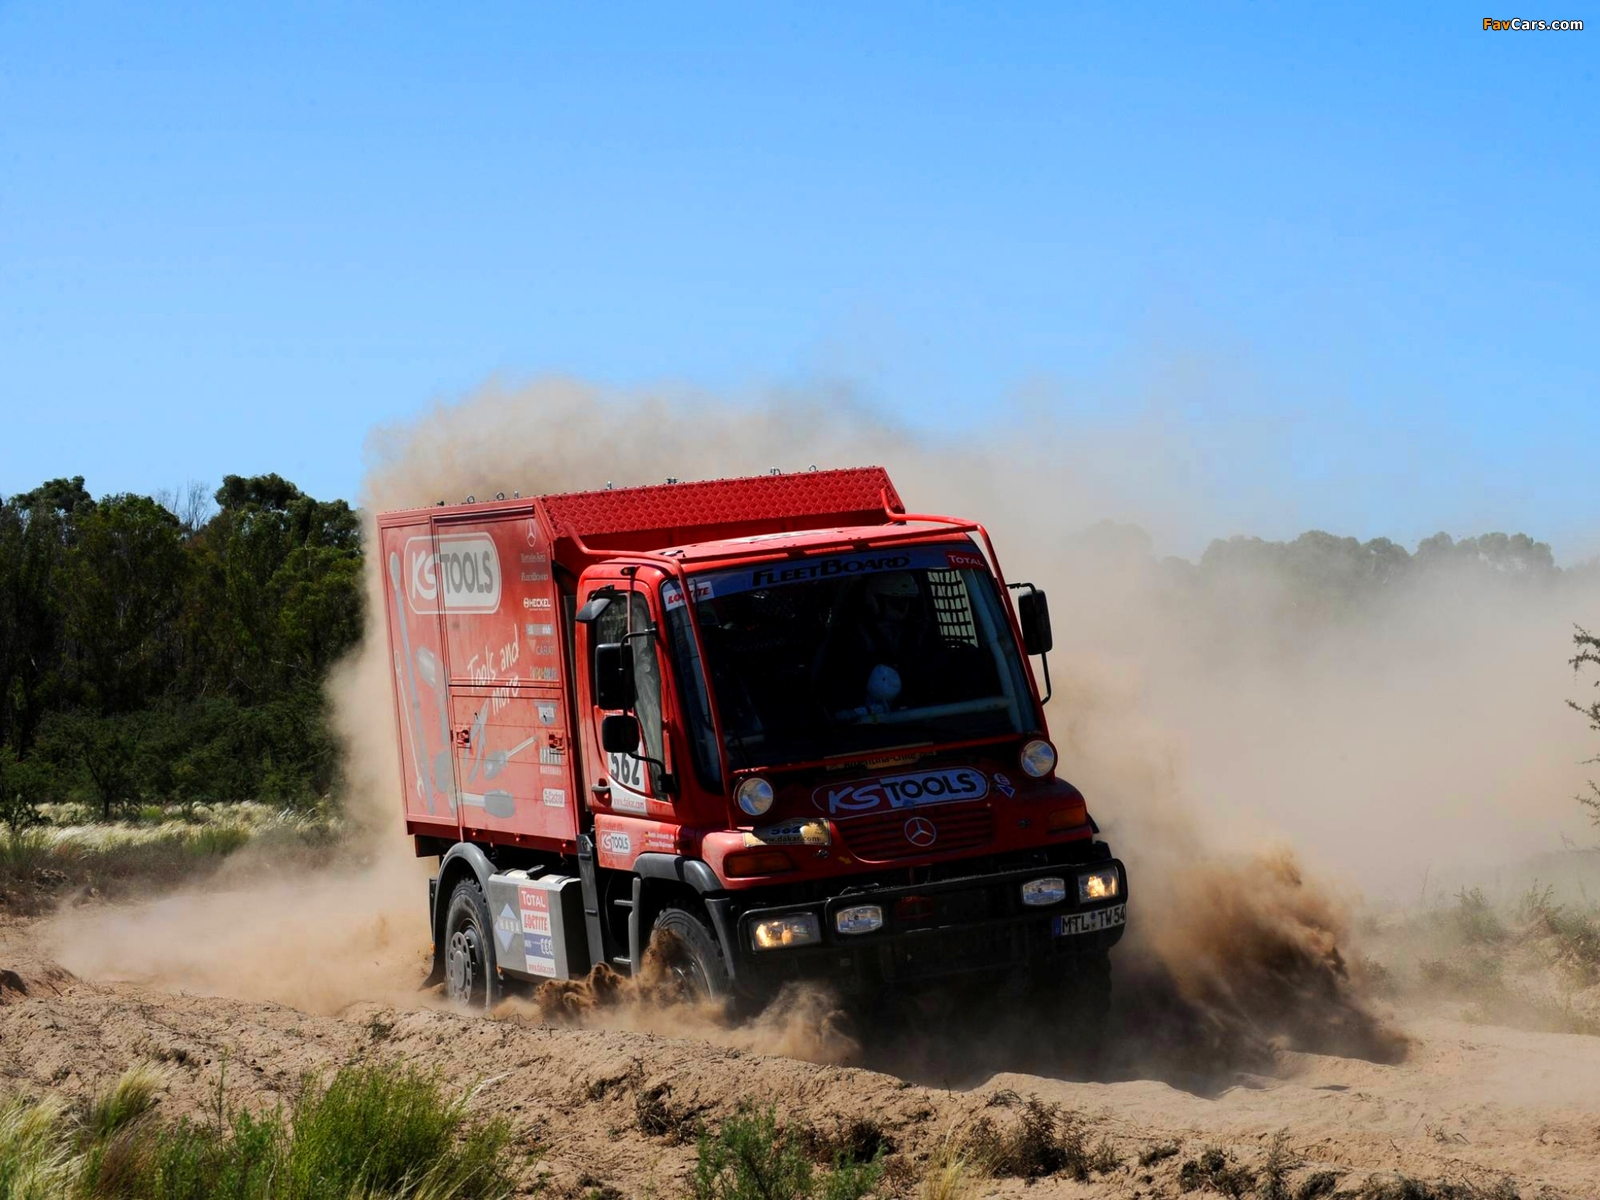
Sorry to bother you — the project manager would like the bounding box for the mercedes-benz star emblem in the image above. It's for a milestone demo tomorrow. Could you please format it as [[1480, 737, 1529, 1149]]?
[[904, 816, 937, 848]]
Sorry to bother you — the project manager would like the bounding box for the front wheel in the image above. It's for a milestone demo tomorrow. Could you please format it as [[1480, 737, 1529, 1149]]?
[[649, 907, 733, 1006], [443, 878, 498, 1010]]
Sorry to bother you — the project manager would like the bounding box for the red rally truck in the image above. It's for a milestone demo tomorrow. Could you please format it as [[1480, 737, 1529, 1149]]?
[[379, 467, 1127, 1017]]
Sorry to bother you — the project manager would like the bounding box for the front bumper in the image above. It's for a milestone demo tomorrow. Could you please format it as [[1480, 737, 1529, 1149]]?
[[712, 857, 1128, 997]]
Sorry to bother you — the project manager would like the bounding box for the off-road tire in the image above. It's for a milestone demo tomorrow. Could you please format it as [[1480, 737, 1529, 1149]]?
[[651, 907, 733, 1004], [443, 877, 498, 1011]]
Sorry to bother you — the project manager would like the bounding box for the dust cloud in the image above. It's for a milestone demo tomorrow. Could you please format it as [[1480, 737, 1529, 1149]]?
[[49, 377, 1600, 1072]]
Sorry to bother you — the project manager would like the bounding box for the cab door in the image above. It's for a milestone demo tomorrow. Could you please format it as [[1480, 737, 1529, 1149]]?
[[575, 573, 676, 824]]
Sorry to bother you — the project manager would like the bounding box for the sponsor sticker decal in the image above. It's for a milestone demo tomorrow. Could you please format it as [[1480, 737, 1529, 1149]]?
[[600, 830, 632, 856], [524, 934, 557, 976], [525, 623, 554, 637], [529, 667, 560, 681], [536, 702, 558, 725], [523, 596, 553, 610], [541, 787, 566, 808], [992, 772, 1016, 798], [945, 549, 987, 571], [403, 533, 502, 615], [518, 887, 557, 975], [811, 766, 989, 816], [517, 886, 552, 935], [689, 543, 976, 602], [494, 902, 519, 952], [519, 570, 550, 583], [751, 553, 910, 589]]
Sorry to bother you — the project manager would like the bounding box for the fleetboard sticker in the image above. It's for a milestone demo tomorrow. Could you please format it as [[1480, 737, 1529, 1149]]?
[[695, 544, 962, 601], [812, 766, 989, 817]]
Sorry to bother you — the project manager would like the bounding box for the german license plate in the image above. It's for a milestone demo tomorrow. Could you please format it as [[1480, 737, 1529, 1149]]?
[[1052, 904, 1126, 937]]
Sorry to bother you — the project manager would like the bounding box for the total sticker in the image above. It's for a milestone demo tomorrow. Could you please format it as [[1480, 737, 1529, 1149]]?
[[518, 886, 552, 936]]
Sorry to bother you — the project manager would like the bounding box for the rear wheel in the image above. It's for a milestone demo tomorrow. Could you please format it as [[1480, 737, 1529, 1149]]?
[[443, 877, 498, 1010], [650, 907, 733, 1004]]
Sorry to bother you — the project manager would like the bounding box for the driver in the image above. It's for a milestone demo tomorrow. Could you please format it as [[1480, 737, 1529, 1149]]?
[[859, 571, 926, 670]]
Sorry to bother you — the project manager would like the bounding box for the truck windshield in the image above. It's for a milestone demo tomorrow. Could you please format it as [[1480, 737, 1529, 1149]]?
[[662, 544, 1037, 771]]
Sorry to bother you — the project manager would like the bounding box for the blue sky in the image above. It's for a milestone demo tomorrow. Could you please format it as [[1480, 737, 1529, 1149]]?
[[2, 3, 1595, 557]]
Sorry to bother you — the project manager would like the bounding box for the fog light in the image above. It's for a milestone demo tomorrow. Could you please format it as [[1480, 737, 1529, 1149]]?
[[751, 913, 820, 951], [1078, 867, 1119, 902], [1020, 739, 1056, 778], [835, 904, 883, 935], [1021, 877, 1066, 907], [736, 776, 775, 816]]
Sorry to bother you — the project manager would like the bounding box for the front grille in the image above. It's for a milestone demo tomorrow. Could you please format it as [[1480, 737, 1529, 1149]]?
[[840, 802, 993, 861]]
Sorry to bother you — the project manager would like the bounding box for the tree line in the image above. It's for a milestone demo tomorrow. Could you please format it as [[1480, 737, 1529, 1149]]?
[[1, 473, 1595, 827], [0, 475, 362, 820]]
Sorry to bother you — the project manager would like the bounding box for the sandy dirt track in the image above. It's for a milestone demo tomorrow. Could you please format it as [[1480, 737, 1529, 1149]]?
[[1, 942, 1597, 1199]]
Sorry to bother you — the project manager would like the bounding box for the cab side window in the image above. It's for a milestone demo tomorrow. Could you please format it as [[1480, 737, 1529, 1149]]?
[[591, 592, 666, 793]]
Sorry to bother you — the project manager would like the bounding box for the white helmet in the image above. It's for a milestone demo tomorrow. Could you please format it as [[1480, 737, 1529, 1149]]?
[[865, 572, 919, 599]]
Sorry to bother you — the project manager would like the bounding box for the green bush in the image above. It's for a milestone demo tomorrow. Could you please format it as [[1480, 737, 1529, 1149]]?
[[692, 1105, 882, 1200], [0, 1062, 516, 1200]]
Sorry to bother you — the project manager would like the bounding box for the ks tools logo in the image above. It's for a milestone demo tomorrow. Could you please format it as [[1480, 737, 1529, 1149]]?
[[403, 534, 501, 615]]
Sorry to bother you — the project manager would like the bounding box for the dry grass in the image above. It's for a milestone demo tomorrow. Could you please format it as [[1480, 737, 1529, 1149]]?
[[0, 805, 336, 914]]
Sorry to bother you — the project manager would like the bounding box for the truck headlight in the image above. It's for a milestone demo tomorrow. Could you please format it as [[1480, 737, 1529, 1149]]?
[[1021, 877, 1066, 907], [736, 776, 775, 816], [1020, 739, 1056, 778], [751, 913, 820, 951], [1078, 867, 1119, 902], [834, 904, 883, 935]]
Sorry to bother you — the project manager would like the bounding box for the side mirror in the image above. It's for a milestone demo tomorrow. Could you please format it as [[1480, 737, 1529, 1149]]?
[[594, 642, 636, 711], [600, 713, 641, 755], [1017, 590, 1053, 656]]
